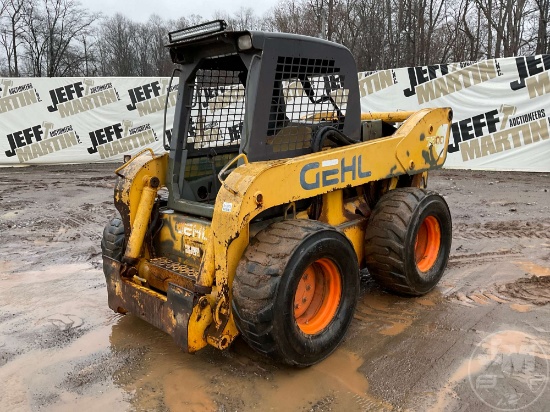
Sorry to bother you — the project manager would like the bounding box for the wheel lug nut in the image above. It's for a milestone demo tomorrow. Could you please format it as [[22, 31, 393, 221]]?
[[302, 297, 307, 303], [305, 285, 311, 291]]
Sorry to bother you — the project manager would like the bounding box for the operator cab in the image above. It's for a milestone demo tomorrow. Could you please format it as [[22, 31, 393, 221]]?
[[165, 20, 361, 217]]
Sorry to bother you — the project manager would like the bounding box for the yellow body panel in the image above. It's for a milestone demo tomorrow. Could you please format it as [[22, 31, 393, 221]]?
[[114, 149, 168, 228], [109, 108, 452, 352], [307, 110, 416, 123]]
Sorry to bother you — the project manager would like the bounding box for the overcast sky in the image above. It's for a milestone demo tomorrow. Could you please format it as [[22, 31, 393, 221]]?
[[81, 0, 279, 22]]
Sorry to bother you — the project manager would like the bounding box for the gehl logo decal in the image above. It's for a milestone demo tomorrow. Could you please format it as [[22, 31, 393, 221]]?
[[300, 156, 371, 190], [47, 80, 119, 118], [175, 222, 208, 242]]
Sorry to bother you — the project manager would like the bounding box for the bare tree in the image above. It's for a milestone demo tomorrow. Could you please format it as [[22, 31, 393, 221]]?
[[0, 0, 25, 76], [214, 7, 270, 31], [97, 14, 136, 76], [2, 0, 550, 77], [146, 14, 172, 76], [271, 0, 315, 35], [475, 0, 535, 57], [21, 0, 46, 76], [19, 0, 99, 76], [534, 0, 549, 53], [43, 0, 99, 76]]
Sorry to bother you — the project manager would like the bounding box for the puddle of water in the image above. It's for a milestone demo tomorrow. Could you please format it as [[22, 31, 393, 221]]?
[[46, 388, 127, 412], [363, 293, 397, 312], [513, 261, 550, 277], [1, 211, 18, 219], [163, 368, 217, 411], [0, 325, 124, 411], [379, 322, 410, 336], [231, 348, 389, 411], [363, 294, 414, 336], [107, 314, 388, 411], [510, 303, 533, 313], [415, 297, 436, 306], [355, 289, 442, 338], [0, 258, 126, 412], [107, 316, 225, 411], [429, 356, 487, 411], [429, 330, 550, 411], [479, 330, 550, 360]]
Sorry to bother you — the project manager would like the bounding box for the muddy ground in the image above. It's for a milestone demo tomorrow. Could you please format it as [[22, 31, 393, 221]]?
[[1, 165, 549, 412]]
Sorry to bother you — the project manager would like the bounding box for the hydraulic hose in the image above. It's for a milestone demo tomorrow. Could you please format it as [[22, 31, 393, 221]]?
[[311, 126, 359, 153]]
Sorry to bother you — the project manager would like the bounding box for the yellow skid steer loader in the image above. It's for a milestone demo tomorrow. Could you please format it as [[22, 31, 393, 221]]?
[[101, 20, 453, 366]]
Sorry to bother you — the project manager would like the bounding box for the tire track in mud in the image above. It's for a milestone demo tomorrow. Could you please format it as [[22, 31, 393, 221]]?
[[447, 249, 523, 269], [454, 220, 550, 239], [349, 393, 392, 411], [1, 311, 89, 371], [497, 275, 550, 306], [37, 202, 115, 243], [448, 290, 511, 308], [1, 200, 115, 270], [353, 287, 442, 337], [448, 275, 550, 309]]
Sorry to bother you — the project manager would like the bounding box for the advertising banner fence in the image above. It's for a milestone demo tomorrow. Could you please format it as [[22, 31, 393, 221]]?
[[1, 55, 549, 171], [359, 55, 550, 172], [0, 77, 175, 165]]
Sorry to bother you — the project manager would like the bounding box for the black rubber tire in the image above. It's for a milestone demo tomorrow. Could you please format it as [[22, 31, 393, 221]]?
[[101, 216, 125, 264], [232, 219, 359, 367], [364, 188, 452, 296]]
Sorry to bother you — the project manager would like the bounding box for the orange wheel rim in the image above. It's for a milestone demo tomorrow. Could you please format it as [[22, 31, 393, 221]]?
[[294, 258, 342, 335], [415, 215, 441, 272]]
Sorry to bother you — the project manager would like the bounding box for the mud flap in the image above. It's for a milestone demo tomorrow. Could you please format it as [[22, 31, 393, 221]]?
[[103, 256, 194, 352]]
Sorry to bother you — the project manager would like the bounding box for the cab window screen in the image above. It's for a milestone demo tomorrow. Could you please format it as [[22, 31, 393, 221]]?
[[186, 68, 246, 151]]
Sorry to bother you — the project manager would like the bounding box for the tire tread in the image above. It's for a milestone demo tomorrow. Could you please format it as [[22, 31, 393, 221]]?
[[364, 188, 450, 296], [232, 219, 338, 364]]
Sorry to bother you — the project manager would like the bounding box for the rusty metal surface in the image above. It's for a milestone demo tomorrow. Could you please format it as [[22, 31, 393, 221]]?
[[361, 111, 416, 122], [141, 257, 206, 294], [103, 256, 195, 352], [113, 151, 167, 245], [166, 283, 194, 350], [155, 212, 211, 268]]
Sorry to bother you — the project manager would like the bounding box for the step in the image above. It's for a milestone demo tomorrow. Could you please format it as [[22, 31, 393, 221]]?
[[142, 257, 199, 294]]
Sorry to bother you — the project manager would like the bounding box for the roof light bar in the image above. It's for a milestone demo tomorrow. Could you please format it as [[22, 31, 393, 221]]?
[[169, 20, 227, 44]]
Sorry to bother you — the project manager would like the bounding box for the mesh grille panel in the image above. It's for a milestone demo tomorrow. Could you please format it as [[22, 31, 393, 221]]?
[[149, 257, 198, 279], [267, 56, 348, 154], [187, 69, 245, 150]]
